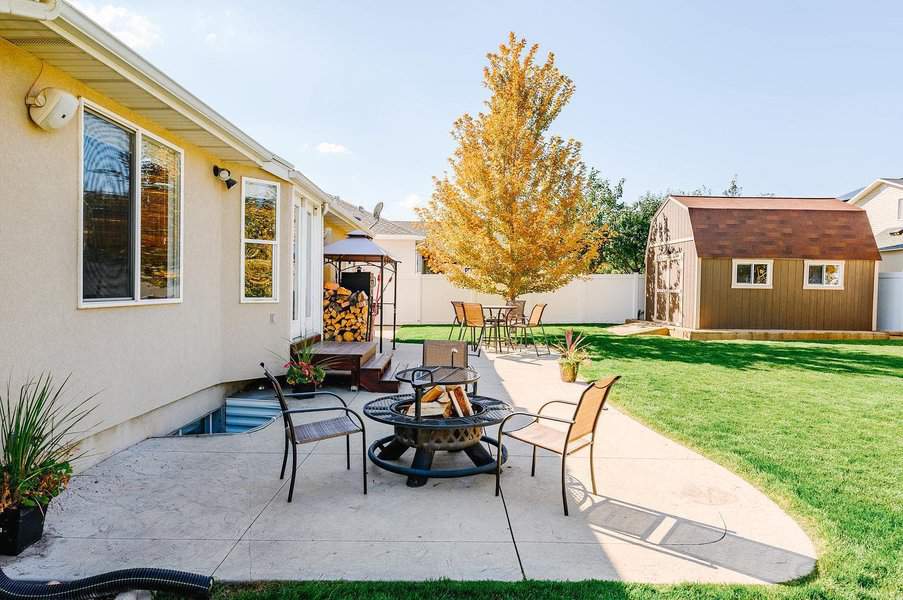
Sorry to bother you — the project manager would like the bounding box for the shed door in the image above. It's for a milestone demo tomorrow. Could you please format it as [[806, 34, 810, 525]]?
[[654, 252, 683, 326]]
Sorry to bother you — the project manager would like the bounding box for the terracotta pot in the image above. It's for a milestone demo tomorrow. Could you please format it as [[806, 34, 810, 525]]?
[[559, 362, 578, 383], [0, 505, 46, 556]]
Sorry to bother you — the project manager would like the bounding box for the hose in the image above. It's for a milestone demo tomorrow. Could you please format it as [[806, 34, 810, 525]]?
[[0, 567, 213, 599]]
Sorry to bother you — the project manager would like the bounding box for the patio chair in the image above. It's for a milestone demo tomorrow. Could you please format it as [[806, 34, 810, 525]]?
[[509, 303, 551, 356], [495, 376, 620, 515], [461, 302, 487, 356], [261, 363, 367, 502], [422, 339, 477, 395], [448, 300, 466, 340], [506, 299, 527, 325]]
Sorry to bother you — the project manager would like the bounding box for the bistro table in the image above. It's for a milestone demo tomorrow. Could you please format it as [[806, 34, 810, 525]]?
[[364, 366, 511, 487], [481, 304, 516, 353]]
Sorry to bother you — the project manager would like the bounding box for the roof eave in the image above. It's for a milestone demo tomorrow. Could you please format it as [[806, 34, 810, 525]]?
[[847, 178, 903, 205], [48, 2, 295, 179]]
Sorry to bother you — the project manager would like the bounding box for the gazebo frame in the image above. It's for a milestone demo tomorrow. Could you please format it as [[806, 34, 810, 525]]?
[[323, 230, 398, 352]]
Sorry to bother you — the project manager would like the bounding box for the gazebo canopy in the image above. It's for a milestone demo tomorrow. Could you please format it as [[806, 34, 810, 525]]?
[[323, 230, 398, 263]]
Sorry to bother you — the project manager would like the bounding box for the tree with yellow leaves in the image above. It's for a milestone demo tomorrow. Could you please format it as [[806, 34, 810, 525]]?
[[418, 33, 600, 303]]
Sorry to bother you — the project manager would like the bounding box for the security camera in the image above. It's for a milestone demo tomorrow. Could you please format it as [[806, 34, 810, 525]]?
[[27, 88, 78, 131]]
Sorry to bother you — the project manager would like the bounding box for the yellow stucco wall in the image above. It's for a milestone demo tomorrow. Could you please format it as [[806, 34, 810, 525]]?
[[0, 38, 298, 465]]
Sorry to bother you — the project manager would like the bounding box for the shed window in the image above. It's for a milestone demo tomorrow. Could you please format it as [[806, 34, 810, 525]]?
[[803, 260, 844, 289], [241, 178, 279, 302], [732, 259, 772, 289]]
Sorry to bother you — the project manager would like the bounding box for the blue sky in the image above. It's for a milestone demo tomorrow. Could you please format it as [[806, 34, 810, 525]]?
[[73, 1, 903, 219]]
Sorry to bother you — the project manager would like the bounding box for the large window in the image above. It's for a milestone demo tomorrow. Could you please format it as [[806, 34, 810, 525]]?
[[81, 107, 182, 306], [732, 259, 772, 289], [241, 178, 279, 302], [803, 260, 844, 290]]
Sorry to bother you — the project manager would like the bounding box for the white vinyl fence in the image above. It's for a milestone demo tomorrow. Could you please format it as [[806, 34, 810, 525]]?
[[877, 272, 903, 332], [390, 273, 645, 325]]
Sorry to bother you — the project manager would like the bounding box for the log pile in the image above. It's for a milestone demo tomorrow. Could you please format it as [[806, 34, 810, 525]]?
[[323, 282, 370, 342]]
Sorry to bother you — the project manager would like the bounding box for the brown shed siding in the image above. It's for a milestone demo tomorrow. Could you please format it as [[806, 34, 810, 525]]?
[[698, 258, 875, 330]]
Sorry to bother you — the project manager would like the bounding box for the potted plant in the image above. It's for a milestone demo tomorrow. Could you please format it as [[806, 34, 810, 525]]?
[[0, 374, 95, 555], [284, 344, 334, 392], [552, 329, 590, 383]]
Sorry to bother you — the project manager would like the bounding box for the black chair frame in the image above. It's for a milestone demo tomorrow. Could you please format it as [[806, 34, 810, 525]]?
[[261, 364, 367, 502]]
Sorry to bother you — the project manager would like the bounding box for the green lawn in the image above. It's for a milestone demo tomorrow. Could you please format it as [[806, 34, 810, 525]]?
[[215, 325, 903, 600]]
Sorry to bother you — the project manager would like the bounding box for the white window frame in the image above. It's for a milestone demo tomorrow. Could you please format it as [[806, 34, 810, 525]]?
[[240, 177, 280, 303], [78, 99, 184, 309], [803, 260, 844, 290], [897, 197, 903, 221], [731, 259, 773, 289]]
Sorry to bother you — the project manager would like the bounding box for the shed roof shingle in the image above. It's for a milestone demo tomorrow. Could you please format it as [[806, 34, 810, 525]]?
[[673, 196, 881, 261]]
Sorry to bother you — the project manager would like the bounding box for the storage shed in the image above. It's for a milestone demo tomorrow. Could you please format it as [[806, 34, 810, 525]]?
[[644, 196, 881, 332]]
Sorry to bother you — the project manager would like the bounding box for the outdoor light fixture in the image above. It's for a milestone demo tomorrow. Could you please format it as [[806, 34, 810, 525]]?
[[213, 165, 237, 190]]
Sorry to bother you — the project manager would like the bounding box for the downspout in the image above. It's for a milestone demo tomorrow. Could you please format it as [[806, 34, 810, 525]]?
[[1, 0, 60, 19]]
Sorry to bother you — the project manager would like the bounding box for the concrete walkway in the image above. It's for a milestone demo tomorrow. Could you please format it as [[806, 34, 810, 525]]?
[[1, 343, 816, 584]]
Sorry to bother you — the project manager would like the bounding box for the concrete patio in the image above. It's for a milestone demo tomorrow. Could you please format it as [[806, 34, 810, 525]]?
[[1, 342, 816, 584]]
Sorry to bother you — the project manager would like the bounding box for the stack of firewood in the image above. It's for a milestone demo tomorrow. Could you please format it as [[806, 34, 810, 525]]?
[[323, 282, 370, 342]]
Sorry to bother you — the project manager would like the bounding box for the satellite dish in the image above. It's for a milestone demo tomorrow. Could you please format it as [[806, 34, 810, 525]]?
[[371, 201, 384, 227]]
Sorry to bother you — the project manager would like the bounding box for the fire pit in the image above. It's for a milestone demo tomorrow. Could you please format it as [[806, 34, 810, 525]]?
[[363, 366, 511, 487]]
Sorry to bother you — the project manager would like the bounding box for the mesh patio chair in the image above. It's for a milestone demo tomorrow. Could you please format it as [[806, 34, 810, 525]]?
[[449, 300, 467, 340], [462, 302, 487, 356], [506, 300, 527, 325], [509, 303, 551, 356], [495, 376, 620, 515], [422, 339, 477, 395], [261, 363, 367, 502]]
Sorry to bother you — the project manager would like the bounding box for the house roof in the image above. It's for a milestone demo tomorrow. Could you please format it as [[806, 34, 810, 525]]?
[[875, 226, 903, 252], [844, 177, 903, 205], [0, 1, 330, 201], [327, 196, 424, 237], [670, 195, 882, 261]]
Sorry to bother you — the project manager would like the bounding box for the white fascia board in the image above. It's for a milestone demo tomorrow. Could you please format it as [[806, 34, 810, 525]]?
[[289, 169, 333, 205], [847, 178, 903, 205], [49, 2, 293, 172]]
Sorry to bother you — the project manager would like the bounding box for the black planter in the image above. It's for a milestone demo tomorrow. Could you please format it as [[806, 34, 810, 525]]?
[[291, 382, 317, 393], [0, 505, 46, 556]]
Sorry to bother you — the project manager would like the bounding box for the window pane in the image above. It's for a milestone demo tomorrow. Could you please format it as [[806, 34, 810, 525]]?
[[808, 264, 824, 285], [669, 259, 681, 290], [244, 243, 274, 298], [305, 211, 312, 318], [824, 264, 840, 286], [735, 263, 752, 284], [292, 207, 299, 320], [83, 111, 133, 300], [244, 181, 277, 240], [753, 264, 769, 285], [140, 137, 181, 299]]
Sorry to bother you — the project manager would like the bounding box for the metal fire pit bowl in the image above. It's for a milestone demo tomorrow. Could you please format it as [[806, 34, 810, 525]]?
[[363, 393, 512, 487]]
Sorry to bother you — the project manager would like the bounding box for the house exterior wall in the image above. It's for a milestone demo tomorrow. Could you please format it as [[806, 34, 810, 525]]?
[[698, 258, 876, 330], [0, 39, 309, 466], [853, 183, 903, 272], [880, 251, 903, 271]]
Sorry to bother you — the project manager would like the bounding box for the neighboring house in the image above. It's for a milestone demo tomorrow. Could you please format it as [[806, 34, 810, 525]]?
[[323, 197, 426, 324], [844, 177, 903, 272], [0, 2, 328, 465], [645, 196, 881, 332]]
